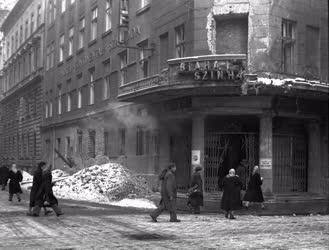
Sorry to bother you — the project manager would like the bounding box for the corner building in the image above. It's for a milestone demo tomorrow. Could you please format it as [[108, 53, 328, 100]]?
[[41, 0, 328, 209]]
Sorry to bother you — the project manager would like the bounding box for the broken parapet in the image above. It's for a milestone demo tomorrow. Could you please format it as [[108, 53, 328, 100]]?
[[206, 0, 250, 54]]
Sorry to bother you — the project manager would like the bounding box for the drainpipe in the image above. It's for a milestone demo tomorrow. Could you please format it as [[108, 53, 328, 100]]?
[[52, 127, 55, 168]]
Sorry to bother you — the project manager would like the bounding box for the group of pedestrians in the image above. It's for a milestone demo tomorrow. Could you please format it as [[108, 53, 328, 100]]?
[[0, 161, 63, 217], [27, 161, 63, 217], [150, 160, 264, 222]]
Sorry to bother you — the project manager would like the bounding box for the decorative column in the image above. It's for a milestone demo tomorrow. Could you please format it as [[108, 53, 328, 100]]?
[[307, 120, 321, 193], [191, 114, 205, 190], [259, 111, 273, 196]]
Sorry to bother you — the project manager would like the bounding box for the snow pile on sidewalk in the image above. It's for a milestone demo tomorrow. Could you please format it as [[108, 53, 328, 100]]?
[[52, 169, 69, 179], [22, 171, 33, 183], [52, 163, 152, 204]]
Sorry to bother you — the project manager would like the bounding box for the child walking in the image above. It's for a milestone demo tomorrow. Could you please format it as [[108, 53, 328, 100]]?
[[8, 164, 23, 202]]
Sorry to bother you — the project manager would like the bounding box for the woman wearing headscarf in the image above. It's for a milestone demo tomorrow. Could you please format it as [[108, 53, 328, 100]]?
[[243, 165, 265, 209], [187, 165, 203, 214], [220, 168, 243, 219]]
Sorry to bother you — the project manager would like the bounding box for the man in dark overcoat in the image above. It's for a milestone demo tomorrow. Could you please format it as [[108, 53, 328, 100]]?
[[27, 161, 46, 216], [150, 163, 180, 222], [187, 165, 203, 214], [0, 165, 9, 191], [220, 168, 243, 219]]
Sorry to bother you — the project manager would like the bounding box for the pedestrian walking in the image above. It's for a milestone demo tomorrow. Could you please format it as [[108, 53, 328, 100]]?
[[220, 168, 243, 219], [243, 165, 265, 209], [0, 165, 9, 191], [30, 164, 64, 217], [150, 163, 180, 222], [187, 165, 203, 214], [8, 164, 23, 202], [27, 162, 51, 216]]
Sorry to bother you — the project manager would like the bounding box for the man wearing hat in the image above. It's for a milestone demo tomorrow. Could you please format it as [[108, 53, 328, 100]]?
[[187, 165, 204, 214]]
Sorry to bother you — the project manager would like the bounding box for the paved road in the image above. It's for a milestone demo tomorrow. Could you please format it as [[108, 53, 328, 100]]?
[[0, 190, 328, 250]]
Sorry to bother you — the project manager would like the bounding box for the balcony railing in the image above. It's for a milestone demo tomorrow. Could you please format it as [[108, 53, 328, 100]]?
[[118, 54, 247, 100], [1, 67, 43, 101]]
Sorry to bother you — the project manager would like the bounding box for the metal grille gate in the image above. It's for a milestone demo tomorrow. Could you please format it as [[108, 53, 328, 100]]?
[[205, 133, 258, 193], [273, 135, 307, 193]]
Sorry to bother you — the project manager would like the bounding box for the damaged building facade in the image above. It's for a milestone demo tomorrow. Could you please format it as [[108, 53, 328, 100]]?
[[116, 0, 329, 206], [1, 0, 327, 210]]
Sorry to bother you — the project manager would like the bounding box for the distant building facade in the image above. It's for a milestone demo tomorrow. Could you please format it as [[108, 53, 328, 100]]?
[[0, 0, 45, 168]]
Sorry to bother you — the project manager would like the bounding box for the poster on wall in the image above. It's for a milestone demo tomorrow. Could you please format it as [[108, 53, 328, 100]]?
[[260, 158, 272, 169], [191, 150, 201, 165]]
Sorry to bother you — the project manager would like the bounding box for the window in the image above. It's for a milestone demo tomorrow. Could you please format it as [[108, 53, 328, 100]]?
[[282, 19, 296, 74], [138, 40, 149, 78], [104, 131, 109, 156], [78, 17, 85, 49], [67, 93, 72, 111], [15, 31, 18, 50], [77, 130, 83, 154], [68, 27, 74, 56], [136, 127, 144, 155], [45, 102, 49, 118], [89, 84, 95, 105], [119, 51, 127, 85], [175, 24, 185, 58], [25, 20, 29, 39], [46, 42, 55, 70], [61, 0, 66, 13], [59, 35, 64, 62], [37, 5, 42, 26], [89, 67, 95, 82], [77, 88, 82, 108], [103, 76, 110, 100], [31, 48, 35, 72], [65, 137, 71, 157], [90, 8, 98, 41], [88, 130, 96, 158], [119, 0, 129, 27], [49, 101, 53, 117], [105, 0, 112, 32], [56, 138, 61, 157], [31, 13, 35, 34], [159, 32, 169, 69], [140, 0, 150, 9], [19, 25, 23, 44], [119, 128, 126, 155], [48, 0, 56, 25], [57, 85, 62, 115]]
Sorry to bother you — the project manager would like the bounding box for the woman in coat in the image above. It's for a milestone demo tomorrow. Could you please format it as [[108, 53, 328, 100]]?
[[220, 168, 243, 219], [243, 165, 265, 209], [8, 164, 23, 202], [187, 165, 203, 214]]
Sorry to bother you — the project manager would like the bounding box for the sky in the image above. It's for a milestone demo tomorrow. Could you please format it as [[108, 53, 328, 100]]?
[[0, 0, 18, 10]]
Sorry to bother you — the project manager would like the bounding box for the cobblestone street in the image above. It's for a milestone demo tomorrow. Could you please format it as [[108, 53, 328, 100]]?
[[0, 191, 328, 249]]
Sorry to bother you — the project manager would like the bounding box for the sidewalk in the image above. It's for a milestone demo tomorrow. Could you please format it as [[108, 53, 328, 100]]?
[[0, 189, 328, 249]]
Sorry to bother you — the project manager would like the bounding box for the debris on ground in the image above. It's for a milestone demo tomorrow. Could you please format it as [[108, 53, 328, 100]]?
[[52, 163, 152, 203], [22, 171, 33, 183]]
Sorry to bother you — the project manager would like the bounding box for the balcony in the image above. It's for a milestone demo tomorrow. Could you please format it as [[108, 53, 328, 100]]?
[[0, 67, 43, 102], [118, 54, 247, 102]]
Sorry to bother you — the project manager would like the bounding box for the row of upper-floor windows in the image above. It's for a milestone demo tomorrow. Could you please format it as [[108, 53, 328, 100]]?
[[4, 4, 43, 61], [48, 0, 150, 26], [3, 46, 41, 93]]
